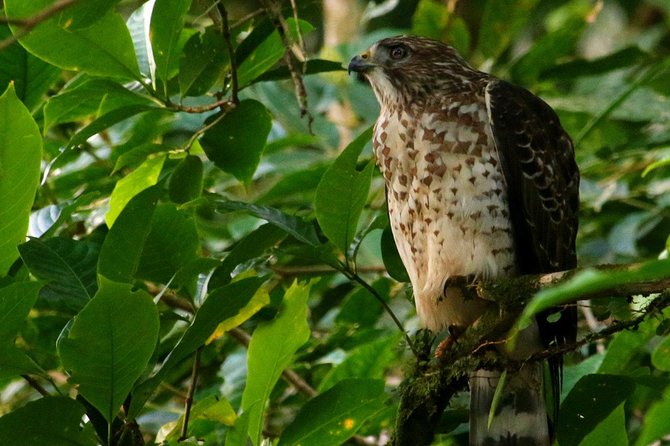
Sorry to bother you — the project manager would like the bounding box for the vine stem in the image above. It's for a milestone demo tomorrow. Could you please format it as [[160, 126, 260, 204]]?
[[217, 2, 239, 105], [343, 269, 419, 358], [179, 347, 202, 441]]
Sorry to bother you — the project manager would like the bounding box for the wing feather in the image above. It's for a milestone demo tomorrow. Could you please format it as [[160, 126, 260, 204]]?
[[485, 79, 580, 416]]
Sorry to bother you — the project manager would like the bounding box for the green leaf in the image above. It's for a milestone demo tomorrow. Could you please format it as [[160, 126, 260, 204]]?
[[561, 353, 604, 402], [58, 278, 159, 422], [514, 260, 670, 334], [478, 0, 539, 59], [159, 394, 237, 441], [635, 387, 670, 446], [67, 104, 160, 149], [242, 281, 311, 446], [381, 225, 410, 283], [44, 79, 157, 131], [0, 281, 44, 378], [579, 403, 627, 446], [557, 374, 635, 446], [19, 238, 99, 313], [4, 2, 140, 80], [315, 127, 374, 256], [151, 0, 193, 89], [542, 46, 648, 81], [129, 277, 266, 418], [0, 83, 42, 275], [278, 378, 385, 446], [0, 281, 43, 343], [410, 1, 470, 55], [209, 223, 287, 288], [236, 19, 313, 87], [107, 154, 166, 227], [0, 24, 60, 111], [179, 28, 229, 97], [0, 397, 97, 446], [214, 200, 319, 246], [137, 204, 200, 284], [652, 333, 670, 371], [169, 155, 204, 204], [318, 335, 399, 392], [63, 0, 123, 29], [257, 164, 328, 205], [98, 186, 159, 282], [201, 100, 272, 184]]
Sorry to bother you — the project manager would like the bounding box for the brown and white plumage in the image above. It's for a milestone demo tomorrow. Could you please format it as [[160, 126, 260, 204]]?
[[349, 36, 579, 445]]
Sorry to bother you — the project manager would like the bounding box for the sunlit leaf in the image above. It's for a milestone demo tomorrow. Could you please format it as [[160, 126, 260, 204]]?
[[0, 84, 42, 275], [151, 0, 192, 89], [242, 281, 311, 446], [4, 1, 140, 80]]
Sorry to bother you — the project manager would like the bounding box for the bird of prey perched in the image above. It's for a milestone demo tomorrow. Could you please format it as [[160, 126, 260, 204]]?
[[348, 36, 579, 445]]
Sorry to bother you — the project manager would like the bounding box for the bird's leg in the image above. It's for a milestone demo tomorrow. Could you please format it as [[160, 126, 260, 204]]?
[[435, 325, 464, 360]]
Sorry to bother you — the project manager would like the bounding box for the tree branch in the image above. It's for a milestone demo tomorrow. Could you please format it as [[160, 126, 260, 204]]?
[[392, 264, 670, 445]]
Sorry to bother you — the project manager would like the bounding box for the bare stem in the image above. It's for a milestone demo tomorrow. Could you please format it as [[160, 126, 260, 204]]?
[[21, 374, 50, 397], [179, 347, 202, 441], [217, 2, 239, 105]]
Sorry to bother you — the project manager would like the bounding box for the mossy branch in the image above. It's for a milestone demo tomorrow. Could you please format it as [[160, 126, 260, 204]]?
[[392, 263, 670, 446]]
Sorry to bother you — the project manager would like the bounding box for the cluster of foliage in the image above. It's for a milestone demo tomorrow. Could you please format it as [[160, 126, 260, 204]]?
[[1, 0, 670, 445]]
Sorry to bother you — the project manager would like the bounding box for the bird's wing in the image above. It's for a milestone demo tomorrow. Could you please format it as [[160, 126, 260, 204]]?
[[485, 78, 579, 413]]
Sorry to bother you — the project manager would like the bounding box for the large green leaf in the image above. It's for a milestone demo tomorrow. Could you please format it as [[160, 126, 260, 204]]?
[[478, 0, 539, 59], [137, 204, 200, 284], [242, 281, 311, 446], [652, 333, 670, 371], [278, 378, 386, 446], [58, 279, 159, 422], [578, 403, 628, 446], [0, 24, 60, 111], [557, 374, 635, 446], [4, 1, 140, 80], [0, 84, 42, 275], [315, 127, 374, 256], [19, 237, 99, 313], [214, 200, 319, 246], [0, 281, 43, 344], [98, 186, 159, 282], [106, 154, 165, 227], [0, 397, 97, 446], [151, 0, 192, 89], [44, 79, 157, 131], [129, 277, 267, 418], [201, 100, 273, 184], [168, 155, 203, 204], [63, 0, 123, 29]]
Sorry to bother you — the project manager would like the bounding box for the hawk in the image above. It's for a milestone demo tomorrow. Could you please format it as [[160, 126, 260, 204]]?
[[349, 36, 579, 445]]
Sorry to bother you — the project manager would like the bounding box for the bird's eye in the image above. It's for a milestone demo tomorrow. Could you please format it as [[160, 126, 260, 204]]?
[[389, 45, 407, 60]]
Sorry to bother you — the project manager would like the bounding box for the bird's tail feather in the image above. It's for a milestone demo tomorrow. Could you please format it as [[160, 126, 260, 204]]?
[[470, 363, 549, 446]]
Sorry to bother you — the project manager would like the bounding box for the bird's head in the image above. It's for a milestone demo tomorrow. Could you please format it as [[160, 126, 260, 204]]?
[[348, 36, 481, 108]]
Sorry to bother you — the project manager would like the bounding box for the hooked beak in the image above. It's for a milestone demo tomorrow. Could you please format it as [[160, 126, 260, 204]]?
[[348, 52, 375, 75]]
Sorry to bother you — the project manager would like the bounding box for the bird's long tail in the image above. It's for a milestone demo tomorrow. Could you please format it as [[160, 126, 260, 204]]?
[[470, 363, 549, 446]]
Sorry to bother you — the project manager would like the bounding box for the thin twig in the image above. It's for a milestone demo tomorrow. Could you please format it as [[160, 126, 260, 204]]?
[[217, 2, 239, 105], [179, 347, 202, 441], [166, 98, 236, 114], [344, 270, 420, 358], [232, 8, 265, 29], [21, 375, 50, 397], [0, 0, 80, 51]]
